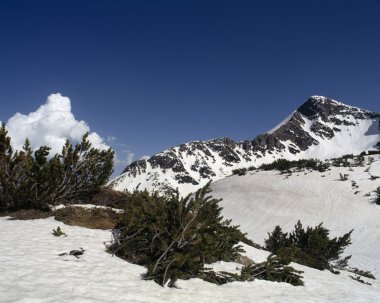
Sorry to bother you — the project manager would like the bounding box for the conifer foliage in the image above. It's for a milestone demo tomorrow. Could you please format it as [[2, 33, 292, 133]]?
[[240, 254, 304, 286], [259, 158, 329, 172], [265, 221, 353, 270], [109, 184, 305, 287], [376, 187, 380, 205], [201, 254, 304, 286], [109, 183, 246, 287], [0, 123, 114, 211]]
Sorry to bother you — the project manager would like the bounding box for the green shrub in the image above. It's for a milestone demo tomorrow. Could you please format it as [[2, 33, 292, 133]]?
[[241, 254, 304, 286], [367, 150, 380, 155], [259, 158, 328, 172], [52, 226, 67, 237], [109, 184, 303, 287], [331, 157, 350, 167], [231, 168, 247, 176], [265, 221, 353, 270], [264, 225, 290, 253], [231, 166, 256, 177], [108, 183, 247, 287], [276, 246, 319, 269], [376, 187, 380, 205], [355, 155, 365, 166], [0, 123, 114, 211], [201, 254, 304, 286]]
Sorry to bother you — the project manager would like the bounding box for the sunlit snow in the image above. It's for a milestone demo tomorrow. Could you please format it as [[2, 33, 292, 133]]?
[[2, 155, 380, 302], [1, 217, 379, 302]]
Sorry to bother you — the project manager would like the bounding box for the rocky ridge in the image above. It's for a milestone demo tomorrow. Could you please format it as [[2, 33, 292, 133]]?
[[109, 96, 380, 195]]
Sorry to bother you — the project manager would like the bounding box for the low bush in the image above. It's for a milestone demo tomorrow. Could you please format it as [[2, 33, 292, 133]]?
[[330, 154, 371, 168], [108, 184, 301, 287], [88, 187, 129, 209], [108, 183, 246, 286], [259, 158, 329, 172], [367, 150, 380, 155], [331, 157, 351, 167], [240, 254, 304, 286], [201, 254, 304, 286], [231, 168, 247, 176], [265, 221, 353, 270], [52, 226, 67, 237], [231, 166, 256, 176], [0, 124, 114, 212]]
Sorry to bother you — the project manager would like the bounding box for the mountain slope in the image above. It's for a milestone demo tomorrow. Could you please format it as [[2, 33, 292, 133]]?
[[211, 154, 380, 278], [110, 96, 380, 195]]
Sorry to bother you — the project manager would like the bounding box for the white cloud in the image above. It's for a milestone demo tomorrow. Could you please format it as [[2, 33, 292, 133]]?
[[6, 93, 110, 155], [107, 135, 117, 143], [113, 150, 136, 175], [115, 149, 135, 165], [140, 155, 150, 160], [127, 152, 135, 165]]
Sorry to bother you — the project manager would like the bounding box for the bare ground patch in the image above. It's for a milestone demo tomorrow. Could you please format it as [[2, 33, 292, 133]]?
[[1, 209, 53, 220], [54, 206, 122, 229]]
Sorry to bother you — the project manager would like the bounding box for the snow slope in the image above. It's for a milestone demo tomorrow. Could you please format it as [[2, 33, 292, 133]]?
[[211, 154, 380, 278], [1, 217, 380, 303]]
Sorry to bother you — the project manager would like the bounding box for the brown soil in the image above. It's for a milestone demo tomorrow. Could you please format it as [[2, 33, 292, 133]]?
[[89, 187, 129, 209], [54, 206, 122, 229], [1, 209, 53, 220]]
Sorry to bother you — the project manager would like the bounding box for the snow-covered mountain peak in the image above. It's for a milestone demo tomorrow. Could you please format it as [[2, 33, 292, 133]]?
[[309, 95, 341, 104], [307, 95, 353, 108], [296, 96, 368, 122], [110, 96, 380, 195]]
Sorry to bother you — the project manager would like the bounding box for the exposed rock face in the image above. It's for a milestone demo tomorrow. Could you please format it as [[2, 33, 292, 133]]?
[[109, 96, 380, 195]]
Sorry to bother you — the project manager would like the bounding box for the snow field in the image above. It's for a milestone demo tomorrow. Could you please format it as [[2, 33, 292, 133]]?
[[0, 212, 379, 302], [212, 155, 380, 277], [2, 154, 380, 302]]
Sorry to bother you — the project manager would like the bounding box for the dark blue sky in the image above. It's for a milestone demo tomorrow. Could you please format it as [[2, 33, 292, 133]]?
[[1, 0, 380, 173]]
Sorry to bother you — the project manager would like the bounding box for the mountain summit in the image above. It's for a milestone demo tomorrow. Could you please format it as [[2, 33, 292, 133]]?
[[110, 96, 380, 195]]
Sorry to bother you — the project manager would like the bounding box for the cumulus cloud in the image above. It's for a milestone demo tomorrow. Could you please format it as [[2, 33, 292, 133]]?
[[114, 150, 135, 166], [6, 93, 110, 155], [112, 150, 137, 175]]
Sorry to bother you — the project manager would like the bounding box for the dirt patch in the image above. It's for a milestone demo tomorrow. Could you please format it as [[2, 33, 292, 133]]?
[[89, 187, 129, 209], [1, 209, 53, 220], [54, 206, 122, 229]]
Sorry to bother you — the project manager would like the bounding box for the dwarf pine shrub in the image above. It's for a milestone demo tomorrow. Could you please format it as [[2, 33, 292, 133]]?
[[108, 183, 246, 287], [0, 123, 114, 211], [376, 187, 380, 205], [259, 158, 329, 172], [265, 221, 352, 270], [52, 226, 67, 237], [108, 184, 302, 287]]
